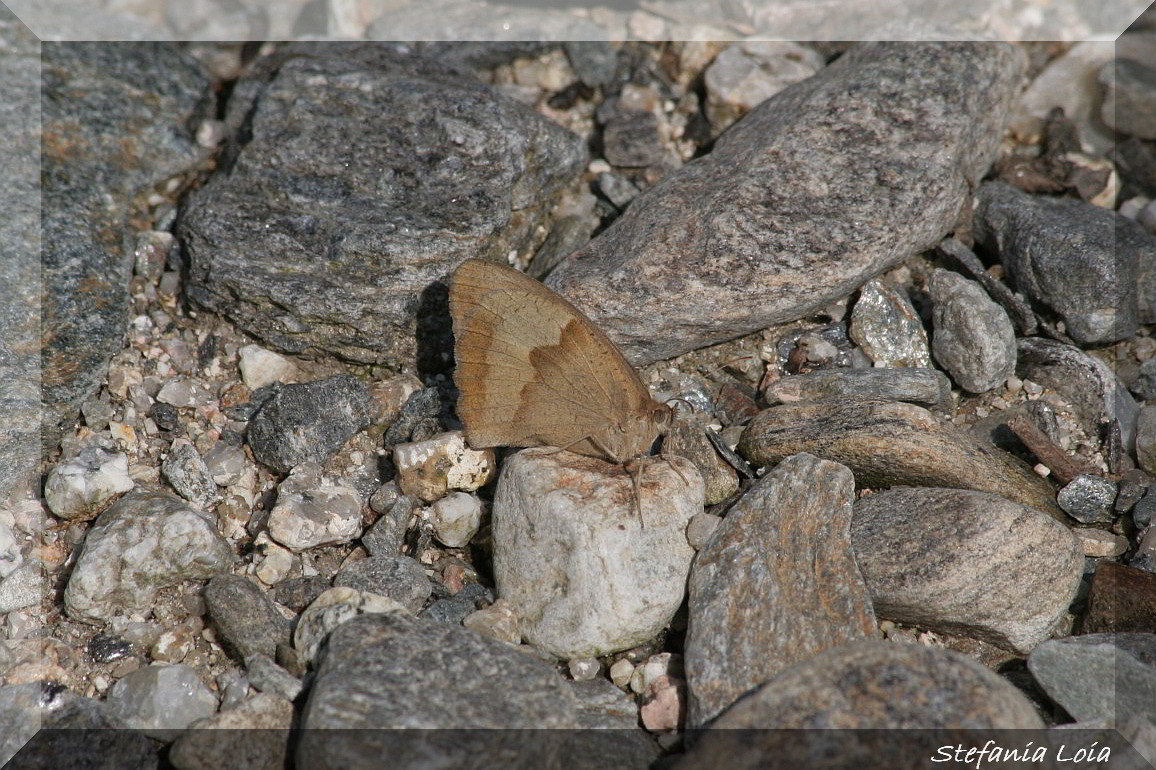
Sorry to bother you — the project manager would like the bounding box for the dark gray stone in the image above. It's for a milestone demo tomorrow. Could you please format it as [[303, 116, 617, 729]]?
[[333, 556, 432, 614], [603, 111, 665, 168], [246, 375, 373, 473], [975, 181, 1150, 345], [1057, 474, 1119, 525], [852, 487, 1083, 653], [1028, 632, 1156, 724], [420, 582, 493, 625], [547, 42, 1024, 366], [928, 268, 1017, 393], [203, 574, 291, 661], [1133, 357, 1156, 401], [1136, 488, 1156, 529], [272, 575, 331, 613], [1017, 337, 1140, 451], [361, 495, 415, 558], [180, 43, 586, 367], [1140, 405, 1156, 475], [764, 367, 951, 409], [1101, 58, 1156, 140], [161, 442, 218, 510], [244, 653, 303, 701], [677, 641, 1043, 768], [564, 41, 618, 88], [40, 43, 210, 455], [297, 613, 579, 769], [685, 454, 877, 726], [738, 397, 1065, 520]]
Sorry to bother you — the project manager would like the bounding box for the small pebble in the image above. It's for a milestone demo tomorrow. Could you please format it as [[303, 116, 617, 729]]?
[[1057, 474, 1119, 525], [568, 657, 601, 681], [609, 658, 635, 689], [462, 598, 521, 645], [429, 492, 484, 548], [1074, 528, 1130, 558]]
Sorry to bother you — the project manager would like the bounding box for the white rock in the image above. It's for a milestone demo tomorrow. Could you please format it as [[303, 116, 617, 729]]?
[[156, 378, 203, 407], [266, 464, 362, 552], [237, 345, 300, 390], [293, 587, 407, 665], [104, 663, 218, 742], [255, 537, 295, 586], [43, 446, 134, 521], [0, 523, 21, 579], [609, 658, 635, 689], [393, 431, 495, 502], [492, 448, 702, 659], [203, 441, 248, 486], [704, 41, 824, 133], [630, 652, 682, 694], [568, 657, 600, 681], [63, 491, 234, 623], [429, 492, 483, 548]]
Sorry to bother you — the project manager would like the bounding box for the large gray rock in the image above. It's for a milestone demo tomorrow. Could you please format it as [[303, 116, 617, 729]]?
[[180, 43, 586, 367], [0, 10, 42, 504], [677, 641, 1044, 768], [547, 42, 1024, 365], [1028, 633, 1156, 724], [40, 43, 210, 453], [685, 453, 877, 726], [491, 448, 702, 659], [297, 613, 580, 769], [852, 487, 1083, 653], [63, 491, 234, 623], [975, 181, 1149, 345]]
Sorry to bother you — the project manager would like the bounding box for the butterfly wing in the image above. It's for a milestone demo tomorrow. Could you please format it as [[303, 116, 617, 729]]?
[[449, 258, 656, 458]]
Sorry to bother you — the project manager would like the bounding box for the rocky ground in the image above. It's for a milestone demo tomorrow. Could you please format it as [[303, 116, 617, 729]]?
[[3, 9, 1156, 770]]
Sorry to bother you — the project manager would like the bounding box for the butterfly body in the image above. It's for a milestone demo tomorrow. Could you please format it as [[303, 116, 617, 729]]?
[[449, 258, 671, 464]]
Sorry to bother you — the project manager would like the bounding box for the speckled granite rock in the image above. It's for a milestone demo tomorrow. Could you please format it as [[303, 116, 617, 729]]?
[[180, 43, 585, 367], [297, 613, 580, 769], [547, 42, 1024, 365]]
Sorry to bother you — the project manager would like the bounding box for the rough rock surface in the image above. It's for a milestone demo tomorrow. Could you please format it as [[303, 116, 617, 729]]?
[[684, 453, 877, 726], [180, 43, 586, 366], [41, 43, 210, 453], [738, 397, 1064, 519], [852, 487, 1083, 653], [547, 42, 1024, 365], [297, 613, 580, 768], [678, 641, 1044, 768], [975, 181, 1147, 345], [928, 268, 1017, 393], [63, 491, 233, 623], [1028, 633, 1156, 724]]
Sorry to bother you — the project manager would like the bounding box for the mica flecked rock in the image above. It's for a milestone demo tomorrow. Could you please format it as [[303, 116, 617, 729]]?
[[737, 397, 1064, 520], [491, 447, 702, 659], [684, 453, 877, 727]]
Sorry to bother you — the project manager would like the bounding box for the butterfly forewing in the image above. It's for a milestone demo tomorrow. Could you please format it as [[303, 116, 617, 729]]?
[[449, 258, 658, 459]]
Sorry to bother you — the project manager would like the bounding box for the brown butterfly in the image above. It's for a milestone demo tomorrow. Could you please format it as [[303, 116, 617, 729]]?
[[448, 258, 675, 511]]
